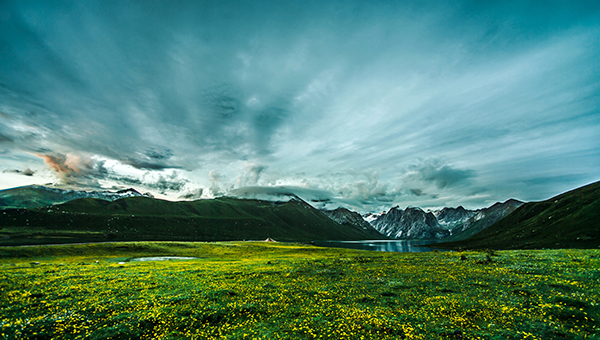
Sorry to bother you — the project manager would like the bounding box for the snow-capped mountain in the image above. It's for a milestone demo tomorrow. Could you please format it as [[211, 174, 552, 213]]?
[[321, 207, 386, 239], [325, 198, 524, 241], [362, 211, 385, 224], [370, 206, 450, 240], [431, 206, 476, 229], [446, 199, 524, 240]]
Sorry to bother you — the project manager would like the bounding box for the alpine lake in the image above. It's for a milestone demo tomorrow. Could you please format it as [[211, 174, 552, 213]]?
[[313, 240, 447, 252]]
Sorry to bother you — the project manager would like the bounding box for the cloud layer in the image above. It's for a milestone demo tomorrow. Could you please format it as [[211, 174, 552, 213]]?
[[0, 1, 599, 211]]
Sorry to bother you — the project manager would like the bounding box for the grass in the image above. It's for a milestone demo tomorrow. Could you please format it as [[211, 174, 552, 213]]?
[[0, 242, 599, 339]]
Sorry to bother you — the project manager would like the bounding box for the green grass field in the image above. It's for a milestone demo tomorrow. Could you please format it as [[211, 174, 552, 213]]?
[[1, 242, 598, 339]]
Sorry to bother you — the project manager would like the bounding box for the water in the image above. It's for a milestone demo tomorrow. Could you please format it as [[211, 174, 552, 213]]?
[[129, 256, 199, 261], [313, 240, 448, 253]]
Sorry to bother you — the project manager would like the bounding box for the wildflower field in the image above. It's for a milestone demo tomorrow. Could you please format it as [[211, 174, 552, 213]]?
[[0, 242, 598, 339]]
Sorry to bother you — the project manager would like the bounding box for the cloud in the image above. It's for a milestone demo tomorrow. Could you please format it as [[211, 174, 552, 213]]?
[[37, 153, 107, 187], [3, 167, 35, 176], [407, 159, 476, 189], [107, 170, 189, 195], [122, 158, 181, 171], [107, 174, 143, 186], [0, 1, 598, 211], [178, 188, 204, 200], [120, 147, 181, 170], [0, 132, 13, 143], [208, 170, 226, 197], [141, 171, 188, 195], [335, 171, 389, 203], [410, 189, 424, 196], [237, 162, 267, 187], [35, 152, 186, 194], [229, 186, 333, 203]]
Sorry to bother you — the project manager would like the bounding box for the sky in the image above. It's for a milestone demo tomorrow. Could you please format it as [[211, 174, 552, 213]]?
[[0, 0, 599, 213]]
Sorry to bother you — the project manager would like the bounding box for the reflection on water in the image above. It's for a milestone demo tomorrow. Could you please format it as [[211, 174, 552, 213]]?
[[313, 240, 448, 253], [130, 256, 199, 261]]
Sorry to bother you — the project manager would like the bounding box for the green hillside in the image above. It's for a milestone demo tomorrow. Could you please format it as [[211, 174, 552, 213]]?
[[436, 181, 600, 250], [0, 196, 385, 246], [0, 186, 72, 210]]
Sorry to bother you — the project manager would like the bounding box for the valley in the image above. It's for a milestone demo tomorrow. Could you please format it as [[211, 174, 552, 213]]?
[[0, 182, 598, 339]]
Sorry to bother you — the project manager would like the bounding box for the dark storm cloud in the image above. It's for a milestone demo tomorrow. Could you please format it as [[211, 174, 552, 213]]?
[[409, 159, 476, 189], [122, 159, 181, 171], [3, 167, 35, 176], [144, 147, 174, 161], [0, 0, 599, 210], [410, 189, 424, 197], [142, 172, 188, 195], [0, 132, 12, 143], [109, 175, 142, 187]]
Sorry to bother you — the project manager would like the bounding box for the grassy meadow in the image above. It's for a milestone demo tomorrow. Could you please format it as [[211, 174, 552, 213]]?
[[0, 242, 598, 339]]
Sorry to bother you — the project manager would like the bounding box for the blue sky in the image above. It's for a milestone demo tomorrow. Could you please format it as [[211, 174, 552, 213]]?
[[1, 0, 599, 212]]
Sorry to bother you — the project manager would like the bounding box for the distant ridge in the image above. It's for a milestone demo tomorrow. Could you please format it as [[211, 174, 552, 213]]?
[[0, 185, 151, 210], [0, 196, 384, 246], [435, 181, 600, 249]]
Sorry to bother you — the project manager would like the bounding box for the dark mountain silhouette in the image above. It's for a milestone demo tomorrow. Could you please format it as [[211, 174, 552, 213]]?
[[0, 196, 382, 246]]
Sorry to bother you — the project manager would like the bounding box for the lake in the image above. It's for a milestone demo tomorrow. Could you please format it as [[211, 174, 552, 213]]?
[[313, 240, 448, 253]]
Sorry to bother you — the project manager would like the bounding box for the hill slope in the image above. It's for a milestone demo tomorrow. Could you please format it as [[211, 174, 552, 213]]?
[[0, 196, 382, 246], [435, 181, 600, 249]]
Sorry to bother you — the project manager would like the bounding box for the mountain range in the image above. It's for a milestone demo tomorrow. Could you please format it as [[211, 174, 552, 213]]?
[[439, 199, 524, 242], [369, 206, 450, 239], [320, 207, 385, 238], [436, 180, 600, 249], [433, 206, 476, 229], [362, 199, 523, 241], [0, 185, 152, 210], [0, 195, 384, 246], [0, 181, 598, 249]]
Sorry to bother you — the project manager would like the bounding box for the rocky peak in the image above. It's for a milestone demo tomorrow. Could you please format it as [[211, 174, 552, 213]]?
[[321, 207, 386, 238], [370, 206, 450, 240], [435, 206, 476, 229], [322, 207, 375, 231]]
